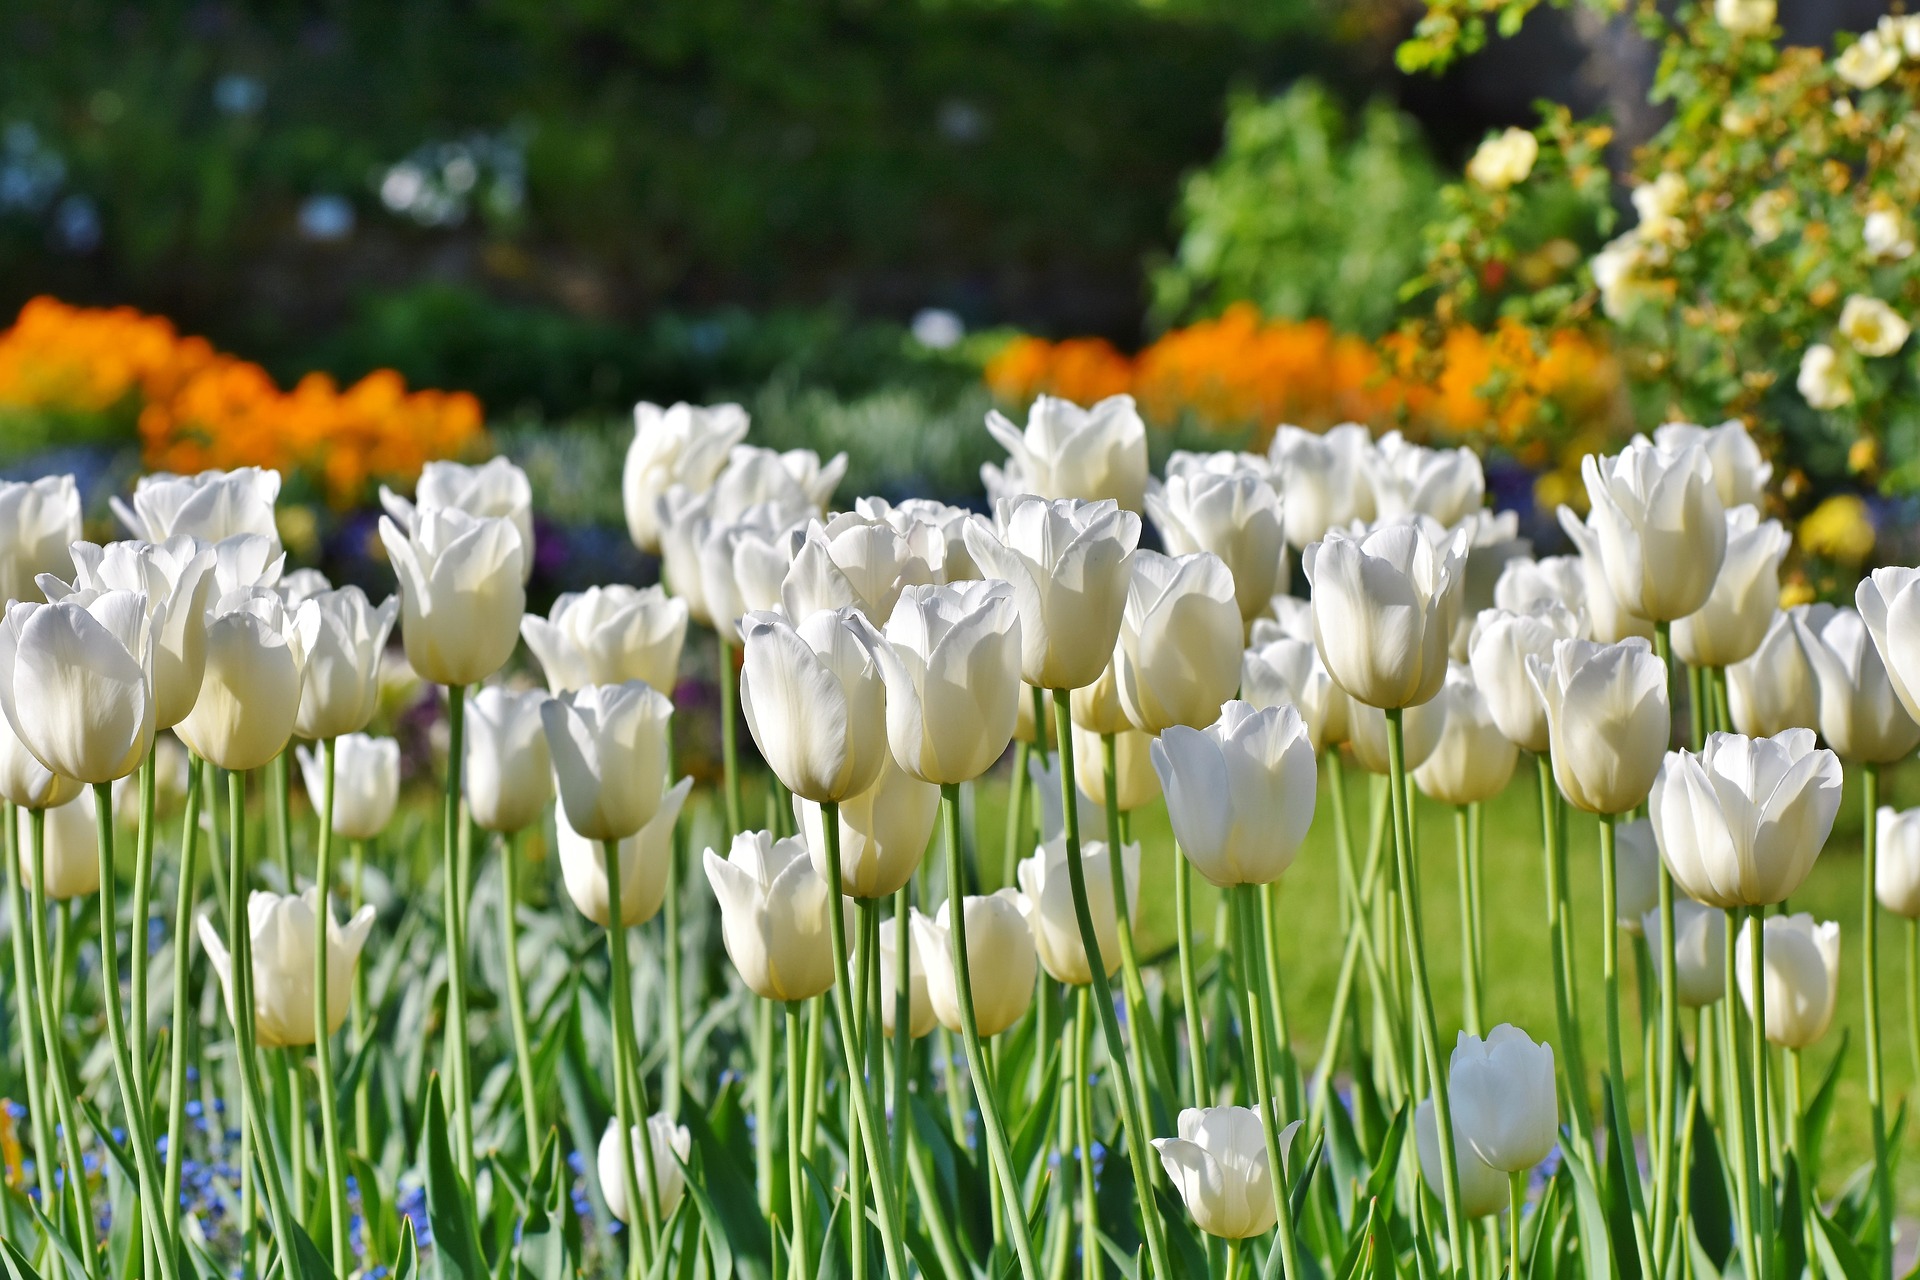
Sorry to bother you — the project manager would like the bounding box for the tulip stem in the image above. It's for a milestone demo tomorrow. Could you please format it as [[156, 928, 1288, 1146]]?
[[1861, 762, 1892, 1278], [662, 719, 685, 1115], [499, 830, 542, 1161], [311, 738, 350, 1277], [1650, 860, 1680, 1264], [601, 835, 662, 1271], [27, 808, 97, 1278], [1309, 766, 1399, 1137], [716, 637, 743, 838], [890, 882, 912, 1237], [130, 752, 156, 1107], [1507, 1171, 1525, 1278], [1596, 812, 1656, 1280], [937, 784, 1039, 1280], [3, 801, 54, 1214], [784, 1001, 809, 1279], [753, 996, 776, 1218], [1236, 887, 1302, 1280], [1453, 805, 1481, 1037], [1224, 1241, 1241, 1280], [1073, 986, 1098, 1280], [1784, 1047, 1817, 1275], [1907, 919, 1920, 1097], [1102, 731, 1161, 1126], [1004, 739, 1030, 890], [1722, 908, 1760, 1278], [1174, 847, 1209, 1107], [440, 684, 475, 1184], [1383, 708, 1466, 1276], [1536, 754, 1593, 1159], [163, 754, 203, 1240], [350, 837, 371, 1162]]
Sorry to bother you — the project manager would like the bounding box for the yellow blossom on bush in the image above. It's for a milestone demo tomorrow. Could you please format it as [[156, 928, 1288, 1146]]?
[[1797, 493, 1875, 563]]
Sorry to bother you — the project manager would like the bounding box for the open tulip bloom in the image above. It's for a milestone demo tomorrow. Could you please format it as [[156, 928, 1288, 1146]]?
[[1302, 518, 1466, 711]]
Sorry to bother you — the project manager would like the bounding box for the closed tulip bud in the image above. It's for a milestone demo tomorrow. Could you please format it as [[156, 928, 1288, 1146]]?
[[915, 891, 1037, 1037], [1735, 913, 1841, 1049], [1643, 898, 1727, 1007], [797, 751, 938, 898], [1415, 1098, 1509, 1219], [1017, 837, 1139, 985], [542, 682, 672, 841], [963, 496, 1140, 691], [1147, 470, 1287, 626], [1069, 659, 1132, 736], [701, 506, 803, 626], [49, 536, 215, 730], [380, 457, 535, 580], [558, 777, 691, 927], [296, 734, 400, 841], [875, 912, 937, 1037], [292, 587, 399, 741], [522, 585, 688, 695], [1671, 508, 1788, 669], [598, 1113, 693, 1224], [985, 393, 1149, 512], [1453, 510, 1533, 653], [1071, 722, 1161, 812], [176, 590, 311, 773], [1152, 700, 1316, 887], [654, 486, 717, 627], [1556, 509, 1654, 643], [1493, 554, 1586, 618], [1413, 664, 1518, 806], [1467, 603, 1581, 754], [1728, 609, 1818, 738], [1878, 806, 1920, 919], [0, 706, 80, 810], [113, 467, 281, 548], [1014, 681, 1046, 745], [0, 476, 81, 603], [705, 830, 847, 1003], [1650, 729, 1842, 908], [17, 792, 99, 899], [197, 889, 376, 1048], [1268, 424, 1376, 550], [1614, 818, 1661, 934], [740, 608, 889, 803], [1652, 420, 1772, 509], [380, 510, 526, 687], [1528, 637, 1670, 815], [1303, 520, 1467, 710], [209, 532, 287, 595], [1794, 604, 1920, 764], [464, 687, 553, 833], [1582, 440, 1727, 622], [782, 515, 934, 626], [0, 591, 158, 784], [1448, 1025, 1557, 1172], [1241, 635, 1350, 751], [1115, 551, 1243, 733], [855, 496, 979, 583], [622, 401, 751, 552], [1369, 432, 1485, 527], [1153, 1107, 1300, 1241], [709, 446, 847, 526], [1347, 697, 1445, 775], [1859, 566, 1920, 726]]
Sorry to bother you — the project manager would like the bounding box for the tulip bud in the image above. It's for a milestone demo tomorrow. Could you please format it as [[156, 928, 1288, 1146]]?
[[522, 585, 688, 696], [701, 506, 804, 627], [874, 912, 937, 1037], [558, 777, 691, 927], [1467, 603, 1582, 755], [1556, 509, 1654, 644], [1735, 913, 1841, 1049], [963, 496, 1141, 692], [16, 792, 100, 899], [1147, 469, 1288, 626], [1447, 1025, 1557, 1172], [915, 891, 1037, 1037], [51, 537, 216, 730], [380, 457, 535, 581], [1727, 609, 1818, 739], [706, 830, 846, 1002], [1859, 565, 1920, 727], [1114, 550, 1243, 733], [1878, 806, 1920, 919], [176, 590, 311, 774], [1268, 424, 1376, 550], [0, 705, 80, 811], [1152, 701, 1316, 888], [708, 446, 847, 526], [1651, 420, 1771, 509], [293, 587, 400, 741], [856, 497, 979, 583], [1582, 440, 1727, 622], [1241, 635, 1350, 752], [1016, 837, 1139, 986], [112, 467, 280, 548], [1152, 1107, 1300, 1240], [1613, 818, 1661, 934], [872, 582, 1023, 785], [464, 687, 553, 833], [1528, 637, 1670, 815], [786, 513, 936, 627], [1413, 664, 1518, 806], [1650, 729, 1842, 909], [0, 591, 158, 784], [1793, 603, 1920, 765], [1643, 898, 1727, 1007], [380, 509, 527, 688], [797, 751, 938, 899], [1346, 698, 1445, 776], [1670, 507, 1788, 669], [279, 568, 333, 608], [598, 1113, 693, 1224], [1069, 660, 1132, 737], [623, 401, 751, 552], [0, 475, 82, 604], [1369, 432, 1485, 527], [197, 888, 376, 1048], [296, 734, 401, 842], [1303, 519, 1467, 710], [1415, 1098, 1509, 1219], [1071, 723, 1160, 813], [740, 608, 889, 804], [209, 533, 286, 595], [655, 485, 719, 627], [1492, 554, 1585, 618], [542, 682, 673, 842], [985, 394, 1149, 512], [1452, 510, 1533, 656]]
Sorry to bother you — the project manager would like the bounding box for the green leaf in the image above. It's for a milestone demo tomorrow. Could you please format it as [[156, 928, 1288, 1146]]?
[[1364, 1105, 1409, 1205], [1686, 1095, 1735, 1268], [420, 1074, 489, 1280], [1291, 1130, 1327, 1227], [393, 1216, 422, 1280], [1802, 1029, 1850, 1180], [681, 1097, 773, 1279], [1563, 1142, 1617, 1280], [1815, 1204, 1874, 1280], [348, 1151, 399, 1266], [676, 1141, 737, 1280], [0, 1236, 46, 1280]]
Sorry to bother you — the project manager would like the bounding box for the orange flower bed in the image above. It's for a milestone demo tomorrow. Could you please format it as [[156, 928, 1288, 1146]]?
[[0, 297, 486, 506]]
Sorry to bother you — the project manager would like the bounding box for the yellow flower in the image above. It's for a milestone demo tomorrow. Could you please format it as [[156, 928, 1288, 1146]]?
[[1797, 493, 1875, 563], [1838, 294, 1910, 356]]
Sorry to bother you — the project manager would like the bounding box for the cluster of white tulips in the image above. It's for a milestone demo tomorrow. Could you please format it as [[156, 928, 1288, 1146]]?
[[0, 391, 1914, 1280]]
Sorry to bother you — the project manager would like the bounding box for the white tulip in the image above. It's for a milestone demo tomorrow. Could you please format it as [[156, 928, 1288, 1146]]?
[[1447, 1025, 1557, 1172], [278, 568, 333, 608], [1115, 550, 1243, 733], [51, 536, 216, 729], [873, 910, 937, 1038], [1582, 440, 1727, 622], [1268, 424, 1376, 550], [1643, 898, 1727, 1007], [1415, 1098, 1509, 1219], [1735, 913, 1841, 1049], [1147, 469, 1288, 626], [1241, 634, 1349, 752], [1794, 604, 1920, 764], [700, 506, 804, 626], [1727, 609, 1818, 738], [1651, 420, 1772, 509], [464, 687, 554, 834], [854, 496, 978, 583], [0, 704, 80, 810], [208, 532, 286, 596], [1671, 507, 1788, 669], [1369, 432, 1485, 527], [175, 590, 311, 773], [984, 393, 1149, 512], [522, 585, 688, 695], [708, 446, 846, 525], [1877, 806, 1920, 919], [1151, 700, 1316, 888], [0, 590, 157, 784], [1017, 836, 1139, 985], [557, 777, 690, 927], [1467, 603, 1583, 754], [380, 457, 535, 580], [623, 401, 750, 552], [599, 1113, 693, 1224], [1453, 509, 1534, 655], [1614, 817, 1662, 934], [1413, 663, 1519, 806], [296, 734, 401, 842], [380, 509, 526, 687], [1153, 1107, 1300, 1241], [1556, 509, 1654, 643], [292, 587, 399, 741], [197, 888, 376, 1048], [113, 467, 280, 548], [541, 681, 673, 841], [1304, 519, 1467, 710], [1346, 698, 1445, 775], [1855, 566, 1920, 727], [1492, 554, 1585, 618], [1528, 637, 1669, 815], [1069, 658, 1132, 737], [914, 891, 1037, 1037], [0, 475, 81, 603], [16, 792, 99, 899], [739, 608, 889, 804], [1071, 722, 1161, 813], [705, 830, 846, 1003], [797, 750, 938, 899], [782, 515, 934, 627]]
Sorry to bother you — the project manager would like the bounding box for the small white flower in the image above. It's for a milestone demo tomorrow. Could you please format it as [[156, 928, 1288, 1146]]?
[[1466, 128, 1538, 191], [1715, 0, 1774, 36], [1836, 32, 1901, 89], [1864, 209, 1915, 260], [1797, 344, 1853, 410], [1839, 294, 1910, 357]]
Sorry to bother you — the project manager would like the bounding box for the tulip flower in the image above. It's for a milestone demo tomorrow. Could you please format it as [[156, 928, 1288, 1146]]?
[[1467, 603, 1582, 755], [1303, 519, 1467, 710], [1415, 1099, 1510, 1219], [1643, 899, 1727, 1007], [1152, 1107, 1300, 1241], [1735, 913, 1841, 1049], [296, 734, 400, 842], [1017, 836, 1139, 985], [1556, 508, 1655, 643], [1146, 469, 1288, 626], [704, 830, 846, 1003], [1492, 554, 1586, 618], [197, 888, 376, 1048], [1649, 730, 1843, 909], [1670, 507, 1788, 669], [0, 590, 158, 784], [622, 401, 751, 552], [1856, 565, 1920, 729], [464, 687, 554, 833], [51, 537, 216, 730], [1614, 817, 1662, 934], [1452, 510, 1534, 653], [1347, 698, 1445, 775], [1447, 1025, 1557, 1172], [1413, 664, 1518, 806], [1069, 658, 1132, 737], [700, 506, 804, 625], [522, 585, 688, 695], [855, 496, 978, 582], [15, 792, 99, 900], [112, 467, 281, 547], [708, 446, 847, 525], [380, 509, 527, 688], [963, 495, 1140, 692], [541, 681, 673, 841], [1241, 635, 1349, 752], [1528, 637, 1670, 815], [279, 568, 333, 607], [1114, 550, 1243, 733], [209, 532, 287, 596], [292, 587, 399, 741], [796, 751, 938, 899], [1793, 604, 1920, 764], [1652, 420, 1772, 509], [0, 475, 81, 603], [1071, 723, 1160, 812], [380, 457, 535, 579], [1151, 700, 1316, 887], [1369, 431, 1485, 527], [875, 912, 936, 1037], [598, 1113, 693, 1223], [1581, 440, 1727, 622], [0, 705, 80, 811], [557, 777, 691, 927], [914, 891, 1038, 1037], [175, 590, 311, 774], [1877, 806, 1920, 919], [654, 486, 721, 626], [984, 393, 1149, 512], [782, 515, 934, 627], [1268, 424, 1376, 550], [739, 607, 889, 804], [1728, 609, 1819, 739]]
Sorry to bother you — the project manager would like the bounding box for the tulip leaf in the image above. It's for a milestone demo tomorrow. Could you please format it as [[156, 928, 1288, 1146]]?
[[393, 1216, 421, 1280], [1685, 1098, 1735, 1268], [674, 1141, 737, 1280], [1562, 1142, 1615, 1280], [1364, 1105, 1408, 1206], [811, 1197, 846, 1280], [420, 1074, 489, 1280], [1599, 1081, 1641, 1280], [348, 1150, 400, 1266], [681, 1095, 772, 1279], [1801, 1030, 1849, 1179], [514, 1133, 575, 1280], [23, 1188, 91, 1280], [1814, 1202, 1874, 1280], [1093, 1229, 1142, 1280], [1290, 1129, 1327, 1228], [1332, 1197, 1378, 1280], [0, 1236, 46, 1280]]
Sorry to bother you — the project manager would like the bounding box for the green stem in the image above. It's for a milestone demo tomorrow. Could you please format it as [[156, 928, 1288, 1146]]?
[[717, 636, 743, 838], [350, 838, 371, 1161], [164, 756, 204, 1238], [784, 1002, 809, 1279], [3, 801, 54, 1213], [1722, 909, 1757, 1277], [1004, 739, 1031, 890], [1742, 906, 1772, 1280], [130, 752, 156, 1112], [1537, 753, 1593, 1157], [1101, 732, 1162, 1132], [1508, 1171, 1526, 1279], [1908, 919, 1920, 1098], [602, 836, 661, 1271], [312, 739, 350, 1277], [1597, 812, 1656, 1280], [891, 883, 912, 1239], [27, 808, 97, 1278], [753, 998, 775, 1218], [663, 720, 685, 1115], [1175, 844, 1209, 1107], [1785, 1048, 1816, 1277], [1454, 806, 1481, 1037], [1237, 887, 1302, 1280], [1861, 762, 1892, 1279], [1651, 860, 1680, 1262], [1260, 882, 1302, 1120], [440, 685, 474, 1184], [500, 830, 542, 1160], [1224, 1241, 1241, 1280], [1073, 987, 1097, 1280]]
